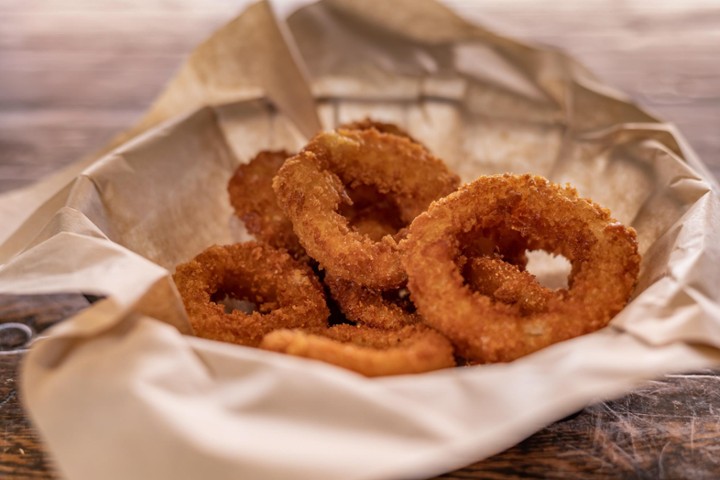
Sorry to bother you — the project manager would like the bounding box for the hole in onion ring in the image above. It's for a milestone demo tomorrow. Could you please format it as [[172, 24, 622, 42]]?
[[457, 228, 529, 268], [210, 291, 257, 314], [339, 184, 405, 241], [524, 251, 571, 290]]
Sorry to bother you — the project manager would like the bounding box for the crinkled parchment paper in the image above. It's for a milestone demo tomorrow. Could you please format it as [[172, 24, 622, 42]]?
[[1, 1, 720, 479]]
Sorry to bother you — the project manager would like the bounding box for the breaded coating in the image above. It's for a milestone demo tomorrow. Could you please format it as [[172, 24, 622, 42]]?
[[260, 324, 455, 377], [464, 256, 554, 315], [173, 242, 329, 347], [402, 174, 641, 363], [227, 150, 305, 256], [325, 276, 420, 330], [273, 128, 459, 289]]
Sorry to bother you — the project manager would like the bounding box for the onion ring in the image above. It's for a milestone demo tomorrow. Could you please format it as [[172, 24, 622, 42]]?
[[349, 214, 402, 242], [458, 227, 529, 269], [227, 151, 402, 255], [402, 174, 641, 363], [273, 127, 460, 288], [338, 184, 408, 242], [227, 121, 418, 254], [173, 242, 329, 347], [259, 324, 455, 377]]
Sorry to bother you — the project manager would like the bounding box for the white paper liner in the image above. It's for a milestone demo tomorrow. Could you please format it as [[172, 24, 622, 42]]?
[[1, 0, 719, 479]]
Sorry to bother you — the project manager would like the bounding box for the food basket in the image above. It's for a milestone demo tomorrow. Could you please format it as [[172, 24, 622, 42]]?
[[1, 1, 719, 479]]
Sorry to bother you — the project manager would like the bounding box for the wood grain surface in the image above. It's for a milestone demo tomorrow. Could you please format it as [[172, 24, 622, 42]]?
[[1, 0, 719, 479]]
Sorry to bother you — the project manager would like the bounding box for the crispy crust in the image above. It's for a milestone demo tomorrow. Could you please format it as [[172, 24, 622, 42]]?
[[464, 256, 554, 315], [227, 150, 305, 256], [339, 118, 420, 144], [173, 242, 329, 347], [273, 128, 460, 288], [324, 254, 536, 332], [227, 146, 409, 257], [260, 324, 455, 377], [402, 174, 641, 363], [325, 276, 420, 330]]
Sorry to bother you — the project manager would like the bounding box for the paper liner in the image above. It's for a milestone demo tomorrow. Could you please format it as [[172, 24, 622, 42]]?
[[1, 0, 719, 478]]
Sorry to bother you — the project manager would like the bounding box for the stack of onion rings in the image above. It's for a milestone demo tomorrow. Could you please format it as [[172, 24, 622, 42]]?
[[227, 121, 420, 258], [175, 122, 641, 376]]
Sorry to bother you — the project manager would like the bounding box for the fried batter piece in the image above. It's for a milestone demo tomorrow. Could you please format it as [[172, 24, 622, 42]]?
[[227, 150, 305, 256], [402, 174, 641, 363], [260, 324, 455, 377], [273, 128, 460, 289], [173, 242, 329, 347], [463, 256, 554, 314], [339, 118, 420, 145], [325, 276, 419, 330], [325, 254, 542, 332]]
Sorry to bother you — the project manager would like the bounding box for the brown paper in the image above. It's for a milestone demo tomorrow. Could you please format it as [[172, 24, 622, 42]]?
[[1, 1, 719, 479]]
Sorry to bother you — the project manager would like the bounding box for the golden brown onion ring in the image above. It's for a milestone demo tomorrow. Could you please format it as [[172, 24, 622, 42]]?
[[227, 131, 414, 256], [325, 253, 539, 332], [173, 242, 329, 347], [402, 174, 641, 363], [339, 118, 420, 144], [273, 128, 459, 288]]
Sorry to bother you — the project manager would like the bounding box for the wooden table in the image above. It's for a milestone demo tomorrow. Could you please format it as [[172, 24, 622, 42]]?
[[1, 1, 719, 478]]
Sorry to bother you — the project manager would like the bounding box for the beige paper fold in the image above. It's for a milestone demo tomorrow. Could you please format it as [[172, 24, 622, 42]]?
[[0, 0, 318, 263], [0, 1, 718, 479]]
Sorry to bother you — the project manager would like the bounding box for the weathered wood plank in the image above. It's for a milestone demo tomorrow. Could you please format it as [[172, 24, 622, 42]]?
[[0, 14, 227, 54], [439, 372, 720, 479], [0, 110, 139, 191], [0, 354, 58, 480], [0, 294, 95, 479], [0, 52, 184, 110]]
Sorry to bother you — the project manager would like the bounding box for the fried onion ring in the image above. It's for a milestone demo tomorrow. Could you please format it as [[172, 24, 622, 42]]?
[[402, 174, 641, 363], [259, 324, 455, 376], [273, 128, 460, 288], [173, 242, 329, 347], [227, 123, 416, 255], [458, 227, 529, 269]]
